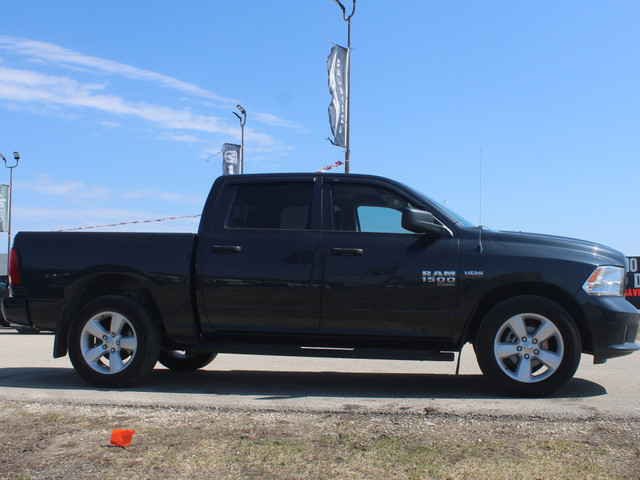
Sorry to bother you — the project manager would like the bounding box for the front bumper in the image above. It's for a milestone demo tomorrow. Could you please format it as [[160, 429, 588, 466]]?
[[593, 341, 640, 364], [582, 294, 640, 364]]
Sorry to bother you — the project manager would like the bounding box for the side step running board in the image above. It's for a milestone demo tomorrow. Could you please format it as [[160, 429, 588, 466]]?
[[191, 342, 455, 361]]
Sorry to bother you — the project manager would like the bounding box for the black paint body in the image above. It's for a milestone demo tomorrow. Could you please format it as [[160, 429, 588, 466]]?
[[4, 173, 639, 364]]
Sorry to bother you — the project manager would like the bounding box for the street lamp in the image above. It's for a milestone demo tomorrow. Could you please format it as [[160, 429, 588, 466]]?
[[0, 151, 19, 280], [233, 105, 247, 174], [332, 0, 356, 173]]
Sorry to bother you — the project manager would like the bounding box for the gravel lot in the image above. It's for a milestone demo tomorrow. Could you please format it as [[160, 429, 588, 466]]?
[[1, 329, 639, 478], [1, 401, 639, 479]]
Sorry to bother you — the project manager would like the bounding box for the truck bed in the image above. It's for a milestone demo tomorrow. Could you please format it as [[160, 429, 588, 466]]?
[[6, 231, 199, 342]]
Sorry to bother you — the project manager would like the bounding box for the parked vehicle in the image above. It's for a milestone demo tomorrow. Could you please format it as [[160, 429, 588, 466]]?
[[0, 275, 8, 327], [3, 173, 639, 396]]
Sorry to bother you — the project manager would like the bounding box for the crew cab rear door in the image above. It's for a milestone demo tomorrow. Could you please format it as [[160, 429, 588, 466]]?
[[321, 178, 460, 339], [198, 177, 322, 334]]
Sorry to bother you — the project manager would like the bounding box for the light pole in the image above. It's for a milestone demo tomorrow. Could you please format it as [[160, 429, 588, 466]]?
[[233, 105, 247, 174], [0, 151, 19, 280], [333, 0, 356, 173]]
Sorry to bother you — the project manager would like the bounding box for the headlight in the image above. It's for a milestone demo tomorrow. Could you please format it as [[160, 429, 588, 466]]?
[[582, 266, 625, 296]]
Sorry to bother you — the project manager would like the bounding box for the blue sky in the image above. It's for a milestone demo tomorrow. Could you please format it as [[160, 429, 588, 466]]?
[[0, 1, 638, 255]]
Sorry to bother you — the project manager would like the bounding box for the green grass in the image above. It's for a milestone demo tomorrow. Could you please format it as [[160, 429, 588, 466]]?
[[0, 402, 638, 480]]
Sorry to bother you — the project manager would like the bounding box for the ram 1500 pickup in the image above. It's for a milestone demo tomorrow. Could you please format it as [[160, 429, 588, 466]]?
[[3, 173, 639, 396]]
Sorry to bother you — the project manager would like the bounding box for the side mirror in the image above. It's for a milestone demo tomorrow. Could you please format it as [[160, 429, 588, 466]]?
[[402, 208, 452, 238]]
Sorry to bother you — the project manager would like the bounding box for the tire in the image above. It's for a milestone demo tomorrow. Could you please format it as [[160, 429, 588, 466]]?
[[68, 296, 161, 388], [474, 295, 581, 397], [158, 349, 217, 371]]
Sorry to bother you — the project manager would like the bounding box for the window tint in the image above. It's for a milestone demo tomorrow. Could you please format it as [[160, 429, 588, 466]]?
[[357, 206, 407, 234], [331, 183, 413, 234], [229, 182, 313, 230]]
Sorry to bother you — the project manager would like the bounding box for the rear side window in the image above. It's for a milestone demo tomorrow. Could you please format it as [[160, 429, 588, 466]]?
[[228, 182, 313, 230]]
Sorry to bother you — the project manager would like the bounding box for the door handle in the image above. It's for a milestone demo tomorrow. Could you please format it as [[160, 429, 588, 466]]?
[[331, 247, 364, 256], [211, 245, 242, 254]]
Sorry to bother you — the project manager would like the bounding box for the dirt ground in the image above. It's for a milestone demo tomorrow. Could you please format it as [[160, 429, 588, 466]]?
[[1, 400, 639, 480]]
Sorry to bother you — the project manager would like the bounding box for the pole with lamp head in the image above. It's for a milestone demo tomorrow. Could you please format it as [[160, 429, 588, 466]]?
[[233, 105, 247, 174], [0, 151, 19, 281], [332, 0, 355, 173]]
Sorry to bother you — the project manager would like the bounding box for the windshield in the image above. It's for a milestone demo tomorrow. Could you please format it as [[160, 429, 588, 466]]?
[[439, 201, 477, 228], [403, 184, 477, 228]]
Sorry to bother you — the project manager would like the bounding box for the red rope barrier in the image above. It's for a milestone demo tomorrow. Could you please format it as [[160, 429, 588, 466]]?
[[56, 214, 201, 232]]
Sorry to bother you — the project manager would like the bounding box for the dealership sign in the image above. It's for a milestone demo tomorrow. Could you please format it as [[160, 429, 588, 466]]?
[[626, 257, 640, 309]]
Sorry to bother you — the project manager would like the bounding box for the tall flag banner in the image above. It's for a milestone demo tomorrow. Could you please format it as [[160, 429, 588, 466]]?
[[222, 143, 241, 175], [0, 185, 9, 233], [327, 45, 348, 147]]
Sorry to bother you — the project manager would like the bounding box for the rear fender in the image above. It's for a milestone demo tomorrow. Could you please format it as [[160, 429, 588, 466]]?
[[53, 272, 163, 358]]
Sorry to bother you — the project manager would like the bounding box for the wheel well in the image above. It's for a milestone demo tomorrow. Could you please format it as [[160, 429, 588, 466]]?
[[463, 282, 592, 352], [55, 274, 165, 357]]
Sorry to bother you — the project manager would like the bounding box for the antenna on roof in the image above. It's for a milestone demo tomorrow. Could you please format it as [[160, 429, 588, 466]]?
[[478, 147, 484, 253]]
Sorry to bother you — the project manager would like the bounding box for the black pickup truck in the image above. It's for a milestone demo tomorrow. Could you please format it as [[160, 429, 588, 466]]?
[[3, 173, 639, 396]]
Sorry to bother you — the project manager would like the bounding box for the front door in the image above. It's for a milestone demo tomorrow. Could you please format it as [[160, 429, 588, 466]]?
[[321, 180, 460, 339]]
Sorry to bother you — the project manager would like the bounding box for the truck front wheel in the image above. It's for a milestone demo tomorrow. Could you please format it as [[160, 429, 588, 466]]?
[[474, 295, 581, 397], [158, 350, 217, 371], [68, 296, 161, 388]]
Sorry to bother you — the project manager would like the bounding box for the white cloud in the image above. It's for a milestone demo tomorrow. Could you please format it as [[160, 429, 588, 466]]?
[[17, 205, 151, 223], [0, 67, 102, 102], [120, 189, 204, 206], [13, 201, 198, 236], [18, 174, 111, 199], [0, 35, 236, 106], [0, 35, 303, 156], [0, 66, 244, 139], [17, 175, 204, 206], [159, 132, 203, 144], [14, 204, 200, 233], [253, 112, 309, 133], [100, 120, 123, 128]]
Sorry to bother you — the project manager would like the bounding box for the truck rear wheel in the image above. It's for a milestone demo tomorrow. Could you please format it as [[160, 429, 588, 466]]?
[[68, 296, 161, 388], [474, 295, 581, 397], [158, 350, 217, 371]]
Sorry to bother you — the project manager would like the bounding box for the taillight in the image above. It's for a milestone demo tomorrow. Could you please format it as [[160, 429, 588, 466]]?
[[9, 248, 21, 286]]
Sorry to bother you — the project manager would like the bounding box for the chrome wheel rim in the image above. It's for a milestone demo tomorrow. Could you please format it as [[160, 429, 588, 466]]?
[[80, 311, 138, 374], [493, 313, 564, 383]]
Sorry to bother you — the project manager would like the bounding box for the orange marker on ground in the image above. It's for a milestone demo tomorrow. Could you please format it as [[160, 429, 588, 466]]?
[[111, 429, 136, 447]]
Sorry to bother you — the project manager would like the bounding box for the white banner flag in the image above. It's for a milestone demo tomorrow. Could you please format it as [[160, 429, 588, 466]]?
[[0, 185, 9, 233], [327, 45, 348, 147], [222, 143, 241, 175]]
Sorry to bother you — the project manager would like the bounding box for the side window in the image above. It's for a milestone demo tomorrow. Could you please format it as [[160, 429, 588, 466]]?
[[228, 182, 313, 230], [331, 183, 414, 234], [357, 206, 406, 234]]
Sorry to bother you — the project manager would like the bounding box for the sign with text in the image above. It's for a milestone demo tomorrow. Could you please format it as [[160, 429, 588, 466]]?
[[625, 256, 640, 309]]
